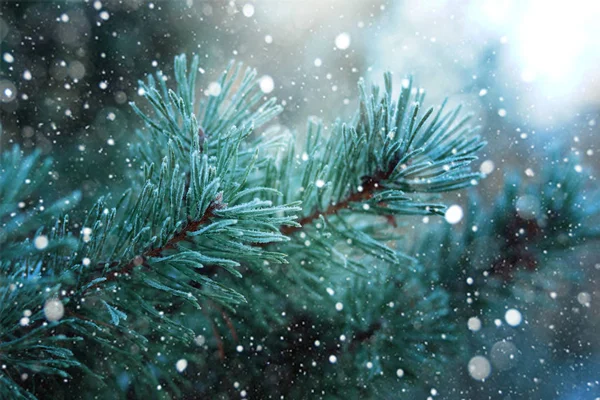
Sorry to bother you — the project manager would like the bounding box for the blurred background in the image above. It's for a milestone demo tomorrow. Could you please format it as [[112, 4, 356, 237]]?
[[1, 0, 599, 398]]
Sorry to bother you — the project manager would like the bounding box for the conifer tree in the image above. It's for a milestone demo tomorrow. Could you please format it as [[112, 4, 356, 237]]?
[[0, 55, 597, 399]]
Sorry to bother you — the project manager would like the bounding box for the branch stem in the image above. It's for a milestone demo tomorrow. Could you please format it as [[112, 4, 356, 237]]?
[[280, 178, 381, 236]]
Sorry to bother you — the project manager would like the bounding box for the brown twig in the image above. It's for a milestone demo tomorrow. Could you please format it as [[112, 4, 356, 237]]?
[[198, 126, 206, 152], [350, 321, 383, 349], [199, 306, 226, 360], [88, 194, 224, 292], [280, 177, 382, 237], [209, 300, 239, 342]]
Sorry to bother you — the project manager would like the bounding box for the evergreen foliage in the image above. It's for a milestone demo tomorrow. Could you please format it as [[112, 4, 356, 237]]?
[[0, 55, 597, 399]]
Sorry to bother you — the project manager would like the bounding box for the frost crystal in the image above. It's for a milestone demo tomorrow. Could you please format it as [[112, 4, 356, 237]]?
[[44, 299, 65, 322], [259, 75, 274, 94], [34, 235, 49, 250], [176, 359, 188, 372], [194, 335, 206, 346], [206, 82, 221, 97], [467, 317, 481, 332], [242, 3, 255, 17], [504, 309, 522, 327], [444, 205, 463, 224], [335, 33, 351, 50], [468, 356, 491, 381], [480, 160, 495, 175]]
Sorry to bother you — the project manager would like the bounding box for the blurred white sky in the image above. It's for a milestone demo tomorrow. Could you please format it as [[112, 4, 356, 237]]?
[[373, 0, 600, 125], [477, 0, 600, 96], [253, 0, 600, 127]]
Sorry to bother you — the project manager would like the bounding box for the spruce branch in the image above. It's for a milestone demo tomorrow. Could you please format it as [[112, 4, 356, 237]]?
[[415, 152, 600, 320], [0, 55, 301, 398], [253, 74, 486, 292], [6, 52, 596, 400]]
